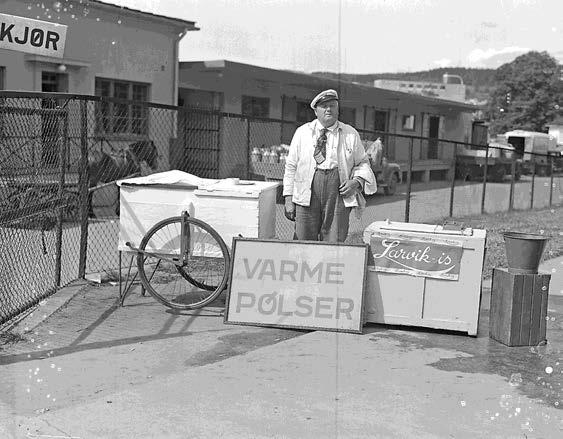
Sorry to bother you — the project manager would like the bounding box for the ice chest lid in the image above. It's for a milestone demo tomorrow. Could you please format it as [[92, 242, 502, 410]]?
[[117, 170, 218, 187], [194, 180, 279, 198], [363, 220, 475, 243]]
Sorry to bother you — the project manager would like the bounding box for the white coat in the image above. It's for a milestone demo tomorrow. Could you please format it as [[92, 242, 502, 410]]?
[[283, 120, 377, 216]]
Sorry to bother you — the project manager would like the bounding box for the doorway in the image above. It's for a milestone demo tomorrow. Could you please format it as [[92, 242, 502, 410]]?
[[41, 71, 68, 167], [428, 116, 440, 159]]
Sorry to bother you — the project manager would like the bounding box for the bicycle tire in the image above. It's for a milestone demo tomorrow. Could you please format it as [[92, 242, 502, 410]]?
[[137, 216, 230, 310]]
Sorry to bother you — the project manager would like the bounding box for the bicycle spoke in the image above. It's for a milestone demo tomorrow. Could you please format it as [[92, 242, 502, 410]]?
[[146, 257, 162, 284], [137, 216, 229, 310]]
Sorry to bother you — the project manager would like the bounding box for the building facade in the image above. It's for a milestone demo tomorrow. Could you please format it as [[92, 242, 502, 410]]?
[[373, 74, 467, 103], [178, 60, 477, 181], [1, 0, 198, 170]]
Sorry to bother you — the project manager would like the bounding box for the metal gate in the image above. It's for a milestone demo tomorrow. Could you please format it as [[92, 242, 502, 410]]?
[[177, 107, 221, 178]]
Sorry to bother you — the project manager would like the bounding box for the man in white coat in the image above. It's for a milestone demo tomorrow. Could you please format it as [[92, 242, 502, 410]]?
[[283, 89, 377, 242]]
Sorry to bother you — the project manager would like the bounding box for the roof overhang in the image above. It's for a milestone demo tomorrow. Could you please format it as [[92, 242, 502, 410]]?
[[179, 59, 480, 112], [24, 54, 91, 68], [91, 1, 199, 33]]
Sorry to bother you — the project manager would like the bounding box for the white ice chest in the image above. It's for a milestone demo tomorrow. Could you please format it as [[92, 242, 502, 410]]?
[[363, 221, 487, 336], [118, 175, 279, 252]]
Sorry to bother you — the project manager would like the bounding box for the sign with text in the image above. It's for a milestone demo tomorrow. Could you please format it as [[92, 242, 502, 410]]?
[[0, 13, 67, 58], [225, 238, 368, 333], [370, 232, 463, 280]]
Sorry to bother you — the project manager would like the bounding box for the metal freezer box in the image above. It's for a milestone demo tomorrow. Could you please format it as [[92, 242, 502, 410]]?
[[363, 221, 487, 335]]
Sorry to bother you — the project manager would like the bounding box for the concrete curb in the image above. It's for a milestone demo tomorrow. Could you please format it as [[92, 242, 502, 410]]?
[[7, 279, 90, 336]]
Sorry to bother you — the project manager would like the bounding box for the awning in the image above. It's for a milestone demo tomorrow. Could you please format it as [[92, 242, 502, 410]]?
[[24, 54, 91, 68]]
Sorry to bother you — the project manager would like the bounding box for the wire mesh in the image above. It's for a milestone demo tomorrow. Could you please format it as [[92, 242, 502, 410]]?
[[1, 91, 562, 325]]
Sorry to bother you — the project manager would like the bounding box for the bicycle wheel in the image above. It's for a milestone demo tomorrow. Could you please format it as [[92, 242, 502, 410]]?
[[137, 216, 230, 310]]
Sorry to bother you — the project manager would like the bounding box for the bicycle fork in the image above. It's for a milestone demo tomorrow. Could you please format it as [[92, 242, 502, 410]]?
[[180, 210, 191, 265]]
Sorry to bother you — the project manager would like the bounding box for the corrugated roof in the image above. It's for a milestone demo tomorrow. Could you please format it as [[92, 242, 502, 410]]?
[[90, 0, 199, 30]]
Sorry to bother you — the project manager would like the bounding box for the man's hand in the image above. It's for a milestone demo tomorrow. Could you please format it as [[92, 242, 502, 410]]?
[[284, 196, 296, 221], [339, 179, 361, 198]]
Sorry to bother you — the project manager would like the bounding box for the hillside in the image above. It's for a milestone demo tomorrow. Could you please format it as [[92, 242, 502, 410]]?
[[311, 67, 497, 102]]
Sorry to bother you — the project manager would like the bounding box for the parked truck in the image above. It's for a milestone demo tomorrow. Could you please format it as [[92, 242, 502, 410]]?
[[455, 141, 522, 182], [363, 139, 402, 195], [503, 130, 558, 176]]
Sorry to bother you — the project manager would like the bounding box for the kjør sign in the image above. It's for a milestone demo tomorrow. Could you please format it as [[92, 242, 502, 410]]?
[[225, 238, 368, 334], [0, 13, 67, 58]]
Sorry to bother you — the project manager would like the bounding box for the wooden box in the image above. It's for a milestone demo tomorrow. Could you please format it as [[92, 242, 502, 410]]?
[[193, 180, 278, 246], [489, 268, 551, 346], [118, 178, 279, 252], [249, 161, 285, 180]]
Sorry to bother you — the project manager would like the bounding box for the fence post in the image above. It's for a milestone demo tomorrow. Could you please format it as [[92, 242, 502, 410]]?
[[216, 112, 222, 179], [480, 144, 489, 215], [530, 160, 536, 210], [54, 107, 68, 287], [78, 100, 89, 278], [246, 117, 251, 179], [404, 137, 414, 222], [549, 155, 554, 207], [449, 143, 457, 217], [508, 158, 515, 211]]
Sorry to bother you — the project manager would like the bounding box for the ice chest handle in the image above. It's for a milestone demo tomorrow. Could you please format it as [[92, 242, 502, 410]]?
[[377, 221, 474, 236]]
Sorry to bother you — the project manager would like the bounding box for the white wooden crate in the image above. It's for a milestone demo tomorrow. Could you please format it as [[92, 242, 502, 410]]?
[[118, 178, 279, 252], [363, 220, 487, 335]]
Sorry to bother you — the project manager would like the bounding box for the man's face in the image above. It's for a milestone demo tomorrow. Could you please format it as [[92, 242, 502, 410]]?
[[314, 100, 339, 127]]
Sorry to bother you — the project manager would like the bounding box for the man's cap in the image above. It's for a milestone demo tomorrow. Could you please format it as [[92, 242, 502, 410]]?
[[310, 89, 339, 109]]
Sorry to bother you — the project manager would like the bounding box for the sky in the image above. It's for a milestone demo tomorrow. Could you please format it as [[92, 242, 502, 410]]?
[[110, 0, 562, 74]]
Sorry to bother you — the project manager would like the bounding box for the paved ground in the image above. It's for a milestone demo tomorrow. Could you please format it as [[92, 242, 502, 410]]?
[[0, 257, 562, 438]]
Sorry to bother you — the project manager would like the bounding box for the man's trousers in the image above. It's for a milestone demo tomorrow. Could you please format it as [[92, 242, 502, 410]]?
[[294, 168, 352, 243]]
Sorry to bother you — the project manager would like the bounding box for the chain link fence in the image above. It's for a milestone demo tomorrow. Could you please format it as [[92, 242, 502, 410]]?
[[1, 91, 562, 326]]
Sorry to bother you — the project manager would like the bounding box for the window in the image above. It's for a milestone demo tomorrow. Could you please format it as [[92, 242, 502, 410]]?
[[95, 78, 149, 136], [296, 101, 311, 123], [402, 114, 416, 131], [241, 95, 269, 118], [374, 110, 387, 132], [42, 71, 68, 92], [181, 88, 222, 110], [339, 107, 356, 126]]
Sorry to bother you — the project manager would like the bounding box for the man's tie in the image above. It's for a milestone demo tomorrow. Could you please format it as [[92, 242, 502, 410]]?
[[313, 128, 328, 165]]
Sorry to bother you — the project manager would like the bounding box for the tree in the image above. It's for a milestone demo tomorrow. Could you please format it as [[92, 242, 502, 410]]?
[[487, 51, 562, 135]]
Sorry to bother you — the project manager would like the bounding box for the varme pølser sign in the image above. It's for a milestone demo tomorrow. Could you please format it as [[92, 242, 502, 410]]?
[[225, 238, 368, 333], [0, 13, 67, 58], [370, 232, 463, 280]]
